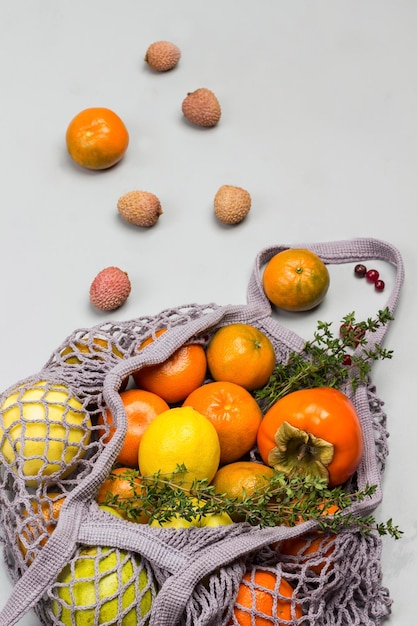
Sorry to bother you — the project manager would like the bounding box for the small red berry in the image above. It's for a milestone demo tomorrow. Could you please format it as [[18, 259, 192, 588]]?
[[354, 264, 367, 277], [366, 269, 379, 283], [340, 323, 365, 347], [375, 279, 385, 292], [342, 354, 352, 366]]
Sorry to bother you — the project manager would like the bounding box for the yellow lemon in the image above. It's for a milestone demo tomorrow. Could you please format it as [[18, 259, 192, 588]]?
[[138, 406, 221, 486], [60, 335, 123, 365], [0, 380, 91, 486]]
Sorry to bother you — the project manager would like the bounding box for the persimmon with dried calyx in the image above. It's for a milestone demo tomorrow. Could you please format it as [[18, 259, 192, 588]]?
[[256, 387, 363, 487]]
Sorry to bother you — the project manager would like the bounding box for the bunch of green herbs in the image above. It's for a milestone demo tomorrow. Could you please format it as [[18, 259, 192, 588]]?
[[101, 465, 401, 539], [255, 307, 394, 411]]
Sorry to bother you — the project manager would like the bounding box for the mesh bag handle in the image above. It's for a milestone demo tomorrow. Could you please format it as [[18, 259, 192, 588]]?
[[247, 237, 404, 353], [0, 238, 405, 626]]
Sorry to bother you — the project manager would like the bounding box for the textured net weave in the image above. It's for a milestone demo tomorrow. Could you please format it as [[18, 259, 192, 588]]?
[[0, 238, 404, 626]]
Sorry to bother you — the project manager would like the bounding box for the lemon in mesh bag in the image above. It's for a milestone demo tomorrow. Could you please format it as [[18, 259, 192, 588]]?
[[0, 379, 91, 486]]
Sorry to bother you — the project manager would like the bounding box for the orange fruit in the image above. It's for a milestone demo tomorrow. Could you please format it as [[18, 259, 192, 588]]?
[[182, 381, 262, 464], [18, 493, 66, 563], [211, 461, 275, 521], [278, 502, 338, 575], [279, 531, 336, 576], [96, 467, 149, 523], [206, 323, 276, 391], [97, 389, 169, 468], [66, 107, 129, 170], [132, 329, 208, 404], [229, 568, 302, 625], [262, 248, 330, 312]]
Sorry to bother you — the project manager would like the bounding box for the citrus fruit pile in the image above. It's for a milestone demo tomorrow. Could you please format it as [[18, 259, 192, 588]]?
[[8, 313, 366, 624], [92, 315, 362, 531], [94, 322, 278, 528]]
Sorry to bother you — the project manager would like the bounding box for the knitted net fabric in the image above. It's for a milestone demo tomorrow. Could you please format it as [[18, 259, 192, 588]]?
[[0, 238, 404, 626]]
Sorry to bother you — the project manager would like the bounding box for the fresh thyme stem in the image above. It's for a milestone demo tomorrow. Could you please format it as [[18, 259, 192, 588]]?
[[254, 308, 394, 411], [102, 466, 402, 539]]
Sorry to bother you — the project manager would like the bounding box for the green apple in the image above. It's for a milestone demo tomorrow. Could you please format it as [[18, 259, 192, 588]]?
[[0, 380, 91, 486], [52, 508, 154, 626]]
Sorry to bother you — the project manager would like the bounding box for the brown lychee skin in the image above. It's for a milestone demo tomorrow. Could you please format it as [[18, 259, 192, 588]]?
[[117, 190, 163, 227], [89, 267, 131, 311], [182, 88, 221, 128], [214, 185, 251, 225], [144, 41, 181, 72]]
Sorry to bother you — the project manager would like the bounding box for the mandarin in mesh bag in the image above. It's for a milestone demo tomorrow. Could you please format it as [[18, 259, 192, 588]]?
[[132, 328, 208, 403], [206, 323, 276, 391], [59, 335, 124, 364], [182, 381, 263, 464], [96, 466, 150, 523], [17, 493, 66, 565], [97, 388, 169, 467], [228, 567, 303, 625]]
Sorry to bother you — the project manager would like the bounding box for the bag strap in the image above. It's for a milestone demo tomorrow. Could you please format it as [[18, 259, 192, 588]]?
[[247, 237, 404, 351]]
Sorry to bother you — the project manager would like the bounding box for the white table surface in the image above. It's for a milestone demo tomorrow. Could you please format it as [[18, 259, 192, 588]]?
[[0, 1, 415, 624]]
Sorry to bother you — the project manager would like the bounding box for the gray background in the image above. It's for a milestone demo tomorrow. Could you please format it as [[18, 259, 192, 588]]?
[[0, 1, 415, 623]]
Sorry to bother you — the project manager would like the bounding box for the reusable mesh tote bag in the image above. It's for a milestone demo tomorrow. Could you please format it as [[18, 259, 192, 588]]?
[[0, 237, 404, 626]]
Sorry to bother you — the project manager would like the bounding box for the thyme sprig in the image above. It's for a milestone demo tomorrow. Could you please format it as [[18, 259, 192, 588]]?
[[101, 466, 402, 539], [255, 307, 394, 411]]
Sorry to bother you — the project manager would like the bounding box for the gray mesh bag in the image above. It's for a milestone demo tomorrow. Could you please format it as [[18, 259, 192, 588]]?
[[0, 237, 404, 626]]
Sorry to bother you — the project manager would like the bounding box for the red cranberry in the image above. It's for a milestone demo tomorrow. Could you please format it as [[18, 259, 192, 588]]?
[[366, 269, 379, 283], [354, 264, 367, 277], [375, 279, 385, 292], [342, 354, 352, 366], [340, 323, 366, 346]]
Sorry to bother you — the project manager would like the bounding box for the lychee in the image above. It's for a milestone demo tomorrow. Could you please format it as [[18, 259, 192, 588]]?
[[182, 88, 221, 128], [144, 41, 181, 72], [214, 185, 251, 225], [89, 267, 131, 311], [117, 190, 163, 227]]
